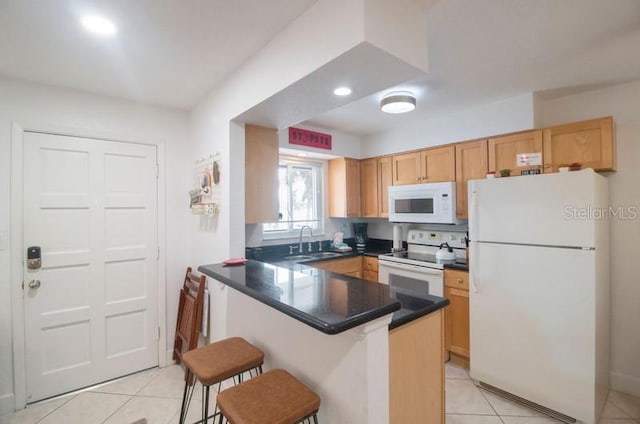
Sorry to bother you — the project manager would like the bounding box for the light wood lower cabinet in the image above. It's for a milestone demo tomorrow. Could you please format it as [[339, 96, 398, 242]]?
[[362, 256, 378, 282], [389, 309, 445, 424], [311, 256, 362, 276], [444, 269, 470, 368]]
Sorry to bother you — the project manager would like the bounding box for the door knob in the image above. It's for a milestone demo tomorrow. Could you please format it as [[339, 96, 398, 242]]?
[[28, 280, 41, 289]]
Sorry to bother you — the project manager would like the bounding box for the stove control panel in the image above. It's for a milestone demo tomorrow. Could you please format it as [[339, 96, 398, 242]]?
[[407, 229, 467, 249]]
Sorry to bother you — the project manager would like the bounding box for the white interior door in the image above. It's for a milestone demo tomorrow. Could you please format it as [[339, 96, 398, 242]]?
[[23, 131, 158, 403]]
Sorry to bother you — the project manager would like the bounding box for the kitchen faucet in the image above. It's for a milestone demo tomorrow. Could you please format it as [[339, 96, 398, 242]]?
[[299, 225, 313, 253]]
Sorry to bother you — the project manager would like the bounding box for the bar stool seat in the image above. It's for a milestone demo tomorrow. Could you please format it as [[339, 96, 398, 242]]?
[[179, 337, 264, 424], [216, 368, 320, 424]]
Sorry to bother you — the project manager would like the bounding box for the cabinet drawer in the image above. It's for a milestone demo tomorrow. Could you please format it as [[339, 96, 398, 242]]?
[[362, 256, 378, 271], [444, 269, 469, 290], [362, 270, 378, 282]]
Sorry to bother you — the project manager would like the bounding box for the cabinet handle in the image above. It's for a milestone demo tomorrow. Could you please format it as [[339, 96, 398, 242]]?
[[543, 164, 551, 169], [457, 278, 463, 284]]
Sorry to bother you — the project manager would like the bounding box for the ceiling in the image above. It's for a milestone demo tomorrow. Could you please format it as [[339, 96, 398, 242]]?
[[0, 0, 317, 109], [305, 0, 640, 135], [0, 0, 639, 134]]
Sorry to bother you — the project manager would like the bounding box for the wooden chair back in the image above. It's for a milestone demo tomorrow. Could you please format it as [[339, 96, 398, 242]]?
[[173, 267, 206, 364]]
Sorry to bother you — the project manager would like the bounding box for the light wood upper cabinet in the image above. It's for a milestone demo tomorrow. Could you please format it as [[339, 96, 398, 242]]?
[[329, 158, 361, 218], [378, 156, 393, 218], [455, 140, 488, 220], [488, 130, 543, 176], [421, 145, 456, 183], [542, 116, 615, 172], [392, 146, 455, 185], [245, 124, 279, 224], [360, 158, 378, 218], [392, 151, 421, 185], [360, 156, 393, 218]]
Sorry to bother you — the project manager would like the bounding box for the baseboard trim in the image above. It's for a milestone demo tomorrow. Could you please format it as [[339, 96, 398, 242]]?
[[165, 349, 176, 366], [611, 371, 640, 397], [0, 393, 15, 416]]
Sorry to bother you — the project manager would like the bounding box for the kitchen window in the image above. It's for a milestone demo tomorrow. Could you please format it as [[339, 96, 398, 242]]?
[[263, 158, 324, 239]]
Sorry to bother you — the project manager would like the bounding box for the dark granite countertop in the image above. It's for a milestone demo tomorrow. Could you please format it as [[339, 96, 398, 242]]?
[[443, 260, 469, 272], [199, 257, 450, 334], [199, 260, 401, 335]]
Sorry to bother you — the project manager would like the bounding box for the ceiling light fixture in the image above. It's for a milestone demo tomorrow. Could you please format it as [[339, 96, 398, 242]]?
[[380, 91, 416, 114], [333, 86, 352, 96], [81, 15, 117, 36]]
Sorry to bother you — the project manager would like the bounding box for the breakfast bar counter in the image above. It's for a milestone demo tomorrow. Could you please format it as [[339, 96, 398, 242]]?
[[198, 260, 401, 334], [199, 259, 448, 423]]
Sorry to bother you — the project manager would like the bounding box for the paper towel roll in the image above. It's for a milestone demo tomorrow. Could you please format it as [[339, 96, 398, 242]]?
[[393, 224, 403, 251]]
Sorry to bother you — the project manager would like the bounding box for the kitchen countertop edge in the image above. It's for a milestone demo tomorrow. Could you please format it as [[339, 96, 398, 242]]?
[[198, 263, 401, 335]]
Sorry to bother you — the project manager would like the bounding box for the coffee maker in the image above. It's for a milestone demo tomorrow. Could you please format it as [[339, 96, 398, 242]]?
[[353, 223, 368, 254]]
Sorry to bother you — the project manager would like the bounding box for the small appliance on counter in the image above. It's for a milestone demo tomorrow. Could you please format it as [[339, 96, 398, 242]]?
[[435, 242, 456, 264], [353, 223, 368, 254]]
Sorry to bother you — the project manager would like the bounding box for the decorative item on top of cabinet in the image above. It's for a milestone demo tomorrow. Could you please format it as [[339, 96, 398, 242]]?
[[392, 145, 455, 186], [542, 116, 615, 172], [455, 139, 488, 220], [488, 130, 543, 177], [444, 268, 469, 369], [245, 125, 279, 224], [329, 158, 361, 218]]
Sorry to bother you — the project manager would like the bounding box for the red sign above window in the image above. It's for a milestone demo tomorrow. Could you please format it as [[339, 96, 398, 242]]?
[[288, 127, 332, 150]]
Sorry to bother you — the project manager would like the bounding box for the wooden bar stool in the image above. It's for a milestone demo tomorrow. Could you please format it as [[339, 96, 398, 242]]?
[[215, 368, 321, 424], [179, 337, 265, 424]]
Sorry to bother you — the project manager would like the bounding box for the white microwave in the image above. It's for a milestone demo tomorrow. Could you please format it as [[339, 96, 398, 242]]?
[[388, 182, 459, 224]]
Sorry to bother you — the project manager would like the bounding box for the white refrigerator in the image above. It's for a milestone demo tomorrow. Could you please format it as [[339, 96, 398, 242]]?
[[468, 169, 610, 424]]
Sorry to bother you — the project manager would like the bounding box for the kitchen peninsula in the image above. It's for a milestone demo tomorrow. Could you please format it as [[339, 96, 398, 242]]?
[[199, 260, 449, 424]]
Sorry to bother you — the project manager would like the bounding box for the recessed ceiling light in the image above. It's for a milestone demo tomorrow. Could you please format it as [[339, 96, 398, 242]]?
[[380, 91, 416, 114], [81, 15, 117, 36], [333, 87, 352, 96]]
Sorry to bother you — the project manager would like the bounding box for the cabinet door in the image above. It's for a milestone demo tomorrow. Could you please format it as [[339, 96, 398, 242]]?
[[488, 130, 543, 176], [421, 145, 455, 183], [378, 156, 393, 217], [455, 140, 488, 219], [542, 116, 615, 172], [444, 286, 470, 359], [360, 158, 378, 218], [392, 152, 421, 185], [329, 158, 361, 218], [345, 159, 361, 217], [245, 125, 279, 223]]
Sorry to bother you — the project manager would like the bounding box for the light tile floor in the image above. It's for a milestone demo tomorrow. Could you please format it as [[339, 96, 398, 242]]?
[[1, 362, 639, 423]]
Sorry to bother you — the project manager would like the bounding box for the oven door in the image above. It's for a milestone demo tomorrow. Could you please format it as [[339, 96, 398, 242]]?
[[378, 260, 443, 297]]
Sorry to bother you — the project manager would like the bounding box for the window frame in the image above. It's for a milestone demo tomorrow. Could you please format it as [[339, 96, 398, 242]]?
[[262, 157, 325, 240]]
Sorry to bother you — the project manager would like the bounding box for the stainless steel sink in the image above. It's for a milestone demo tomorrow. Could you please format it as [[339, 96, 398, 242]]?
[[283, 255, 314, 261], [309, 252, 344, 259]]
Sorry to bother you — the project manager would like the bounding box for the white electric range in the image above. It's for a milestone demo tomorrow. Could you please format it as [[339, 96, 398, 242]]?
[[378, 229, 467, 298]]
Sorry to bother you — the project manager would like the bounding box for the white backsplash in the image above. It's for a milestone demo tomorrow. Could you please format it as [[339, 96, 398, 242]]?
[[245, 218, 358, 247]]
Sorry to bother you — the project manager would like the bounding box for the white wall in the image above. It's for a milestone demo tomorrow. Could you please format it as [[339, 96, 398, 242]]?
[[542, 80, 640, 397], [362, 93, 536, 157], [0, 77, 192, 413]]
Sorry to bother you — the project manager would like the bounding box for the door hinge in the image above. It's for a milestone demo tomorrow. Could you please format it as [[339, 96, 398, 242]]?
[[21, 280, 24, 290]]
